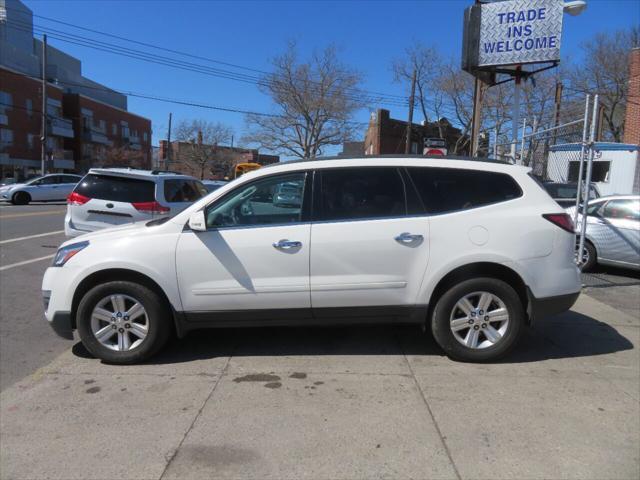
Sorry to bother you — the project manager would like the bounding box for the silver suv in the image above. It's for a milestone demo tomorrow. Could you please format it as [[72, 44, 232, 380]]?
[[65, 168, 207, 237]]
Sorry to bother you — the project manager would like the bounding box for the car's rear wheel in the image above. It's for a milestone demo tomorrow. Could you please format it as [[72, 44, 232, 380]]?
[[76, 281, 171, 364], [431, 277, 524, 362], [577, 241, 597, 272], [12, 191, 31, 205]]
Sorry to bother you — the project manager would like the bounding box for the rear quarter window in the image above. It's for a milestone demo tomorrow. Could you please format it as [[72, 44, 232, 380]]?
[[163, 179, 207, 203], [74, 174, 156, 203], [407, 167, 522, 214]]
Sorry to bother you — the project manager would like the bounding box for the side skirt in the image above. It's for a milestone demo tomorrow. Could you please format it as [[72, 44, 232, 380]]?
[[176, 305, 428, 337]]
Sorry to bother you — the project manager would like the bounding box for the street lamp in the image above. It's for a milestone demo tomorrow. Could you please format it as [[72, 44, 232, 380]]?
[[563, 0, 587, 16]]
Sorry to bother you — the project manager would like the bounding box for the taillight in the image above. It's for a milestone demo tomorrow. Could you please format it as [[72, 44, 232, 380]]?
[[132, 201, 170, 214], [67, 192, 90, 205], [542, 213, 575, 233]]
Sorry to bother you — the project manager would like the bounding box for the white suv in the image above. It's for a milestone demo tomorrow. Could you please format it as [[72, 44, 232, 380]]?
[[43, 157, 581, 364], [65, 168, 207, 237]]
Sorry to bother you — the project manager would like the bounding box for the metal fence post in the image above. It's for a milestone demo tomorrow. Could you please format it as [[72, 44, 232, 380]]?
[[577, 94, 599, 267], [573, 95, 591, 227], [519, 117, 527, 165]]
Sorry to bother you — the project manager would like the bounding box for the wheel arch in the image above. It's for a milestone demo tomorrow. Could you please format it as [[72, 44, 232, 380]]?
[[426, 262, 529, 325], [71, 268, 180, 335], [12, 189, 31, 203]]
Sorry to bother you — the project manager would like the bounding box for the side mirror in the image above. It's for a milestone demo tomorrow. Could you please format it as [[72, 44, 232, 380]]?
[[188, 210, 207, 232]]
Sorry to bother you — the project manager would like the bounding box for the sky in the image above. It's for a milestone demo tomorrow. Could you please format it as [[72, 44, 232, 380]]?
[[22, 0, 640, 157]]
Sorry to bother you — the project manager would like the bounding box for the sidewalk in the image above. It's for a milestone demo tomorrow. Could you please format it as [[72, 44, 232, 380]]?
[[1, 293, 638, 480]]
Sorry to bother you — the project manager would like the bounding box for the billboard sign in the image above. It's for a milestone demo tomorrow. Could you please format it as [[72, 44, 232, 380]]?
[[463, 0, 564, 72]]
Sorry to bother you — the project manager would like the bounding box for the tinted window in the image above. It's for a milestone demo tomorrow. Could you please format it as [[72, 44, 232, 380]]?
[[61, 175, 81, 184], [35, 176, 58, 185], [164, 179, 206, 203], [318, 167, 406, 221], [75, 174, 156, 203], [206, 173, 306, 228], [407, 167, 522, 214], [602, 199, 640, 221]]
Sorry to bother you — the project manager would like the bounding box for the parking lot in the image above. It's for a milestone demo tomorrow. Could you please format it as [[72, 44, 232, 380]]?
[[1, 202, 639, 480]]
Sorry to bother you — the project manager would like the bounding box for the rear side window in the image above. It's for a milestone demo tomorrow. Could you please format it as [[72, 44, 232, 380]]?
[[318, 167, 406, 221], [602, 199, 640, 221], [75, 174, 156, 203], [164, 179, 207, 203], [407, 167, 522, 214]]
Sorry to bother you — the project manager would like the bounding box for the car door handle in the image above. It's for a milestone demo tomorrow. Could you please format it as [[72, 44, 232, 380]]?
[[273, 239, 302, 250], [395, 232, 423, 244]]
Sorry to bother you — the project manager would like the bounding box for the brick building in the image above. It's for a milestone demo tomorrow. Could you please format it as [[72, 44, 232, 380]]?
[[624, 48, 640, 146], [158, 140, 279, 179], [363, 109, 468, 156], [0, 0, 151, 179]]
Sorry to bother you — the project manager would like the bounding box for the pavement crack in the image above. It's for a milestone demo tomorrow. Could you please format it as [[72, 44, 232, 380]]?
[[396, 330, 463, 480], [158, 351, 234, 479]]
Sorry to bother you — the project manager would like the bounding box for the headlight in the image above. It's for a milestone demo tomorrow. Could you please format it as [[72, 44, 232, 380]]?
[[52, 241, 89, 267]]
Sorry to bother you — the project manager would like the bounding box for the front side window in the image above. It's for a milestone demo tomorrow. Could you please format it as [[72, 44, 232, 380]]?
[[318, 167, 406, 221], [602, 199, 640, 221], [206, 172, 306, 228], [408, 167, 522, 214], [164, 179, 207, 203]]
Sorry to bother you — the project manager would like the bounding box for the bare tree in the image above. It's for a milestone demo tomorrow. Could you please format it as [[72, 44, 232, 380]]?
[[243, 43, 363, 159], [435, 62, 476, 154], [567, 26, 639, 142], [174, 119, 234, 179], [103, 145, 146, 168], [392, 42, 443, 130]]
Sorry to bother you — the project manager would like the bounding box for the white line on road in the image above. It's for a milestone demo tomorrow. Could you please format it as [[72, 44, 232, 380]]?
[[0, 254, 55, 272], [0, 230, 65, 245]]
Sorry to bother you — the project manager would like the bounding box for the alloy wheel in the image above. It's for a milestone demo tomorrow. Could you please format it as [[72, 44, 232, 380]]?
[[90, 294, 149, 351], [449, 291, 510, 349]]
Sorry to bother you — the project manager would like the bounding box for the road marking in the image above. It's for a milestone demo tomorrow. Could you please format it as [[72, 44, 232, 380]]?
[[0, 230, 65, 245], [0, 254, 55, 272], [0, 210, 66, 220]]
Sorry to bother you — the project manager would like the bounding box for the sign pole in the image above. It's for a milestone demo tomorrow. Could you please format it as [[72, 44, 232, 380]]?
[[511, 66, 521, 164], [573, 94, 591, 228]]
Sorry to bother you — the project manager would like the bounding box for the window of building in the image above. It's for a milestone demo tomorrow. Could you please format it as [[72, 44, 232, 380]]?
[[98, 119, 106, 132], [143, 132, 148, 142], [0, 128, 14, 147], [318, 167, 406, 221], [569, 160, 611, 183], [0, 92, 12, 115], [112, 123, 117, 135], [411, 142, 419, 154], [25, 99, 33, 117], [27, 133, 36, 150], [206, 172, 306, 228], [407, 167, 522, 214]]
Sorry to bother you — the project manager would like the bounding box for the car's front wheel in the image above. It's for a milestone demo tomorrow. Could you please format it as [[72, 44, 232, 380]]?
[[11, 191, 31, 205], [431, 277, 524, 362], [76, 281, 172, 364]]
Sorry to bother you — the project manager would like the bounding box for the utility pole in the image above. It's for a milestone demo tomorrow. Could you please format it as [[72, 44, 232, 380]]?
[[40, 34, 48, 176], [551, 81, 563, 145], [404, 69, 417, 154], [595, 103, 605, 141], [470, 77, 486, 157], [165, 112, 172, 169]]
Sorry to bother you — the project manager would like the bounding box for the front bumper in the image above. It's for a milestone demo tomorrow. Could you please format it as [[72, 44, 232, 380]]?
[[48, 311, 74, 339], [527, 289, 580, 323]]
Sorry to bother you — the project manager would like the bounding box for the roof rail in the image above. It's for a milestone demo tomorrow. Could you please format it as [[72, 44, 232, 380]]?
[[264, 154, 513, 167], [150, 169, 183, 175]]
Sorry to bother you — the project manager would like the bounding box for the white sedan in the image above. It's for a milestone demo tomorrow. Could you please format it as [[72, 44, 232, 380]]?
[[0, 174, 82, 205]]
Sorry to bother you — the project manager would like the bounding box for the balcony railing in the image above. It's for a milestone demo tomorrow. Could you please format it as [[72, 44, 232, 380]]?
[[48, 117, 75, 138], [83, 127, 112, 146]]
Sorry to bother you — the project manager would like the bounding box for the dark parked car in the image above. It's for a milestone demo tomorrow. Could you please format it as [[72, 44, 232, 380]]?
[[543, 181, 600, 208]]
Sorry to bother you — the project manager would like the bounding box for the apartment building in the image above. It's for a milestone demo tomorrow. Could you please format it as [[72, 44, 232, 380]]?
[[0, 0, 151, 179]]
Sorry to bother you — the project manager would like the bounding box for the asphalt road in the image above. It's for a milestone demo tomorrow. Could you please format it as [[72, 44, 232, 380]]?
[[0, 202, 70, 391]]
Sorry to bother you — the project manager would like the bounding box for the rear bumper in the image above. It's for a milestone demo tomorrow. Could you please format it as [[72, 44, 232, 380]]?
[[527, 289, 580, 323], [48, 311, 74, 340]]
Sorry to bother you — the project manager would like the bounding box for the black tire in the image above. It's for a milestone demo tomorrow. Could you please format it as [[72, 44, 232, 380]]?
[[430, 277, 525, 362], [76, 281, 172, 364], [11, 191, 31, 205], [580, 241, 597, 272]]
